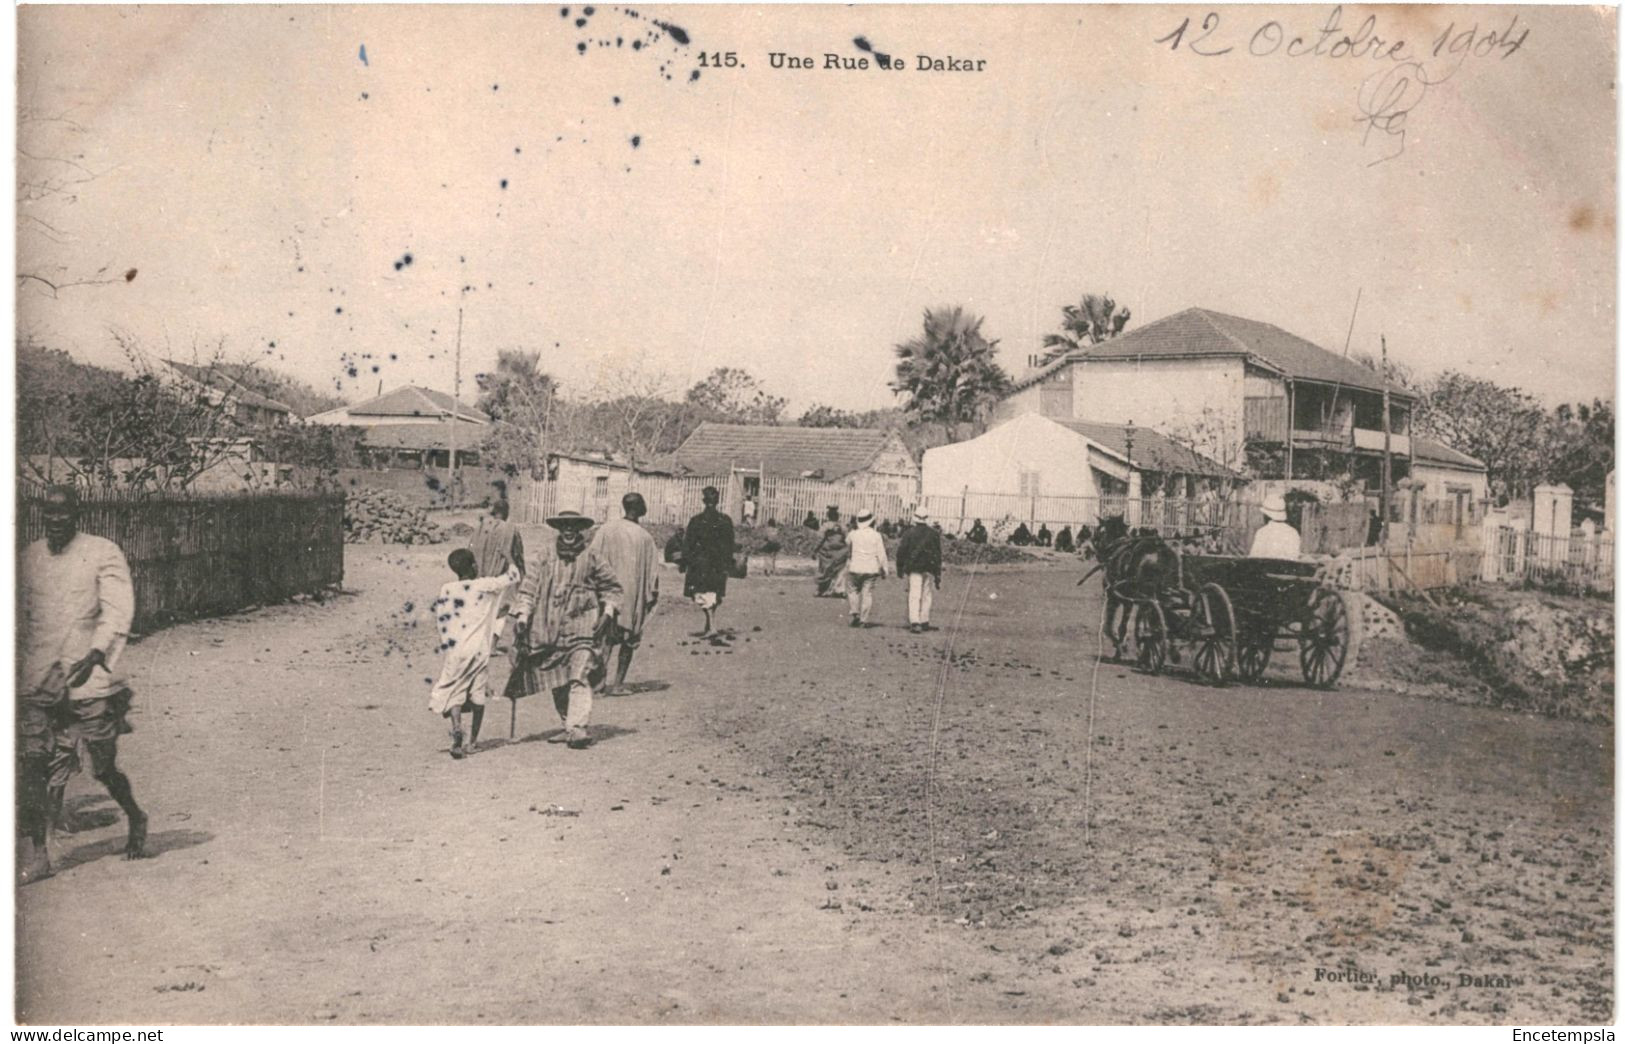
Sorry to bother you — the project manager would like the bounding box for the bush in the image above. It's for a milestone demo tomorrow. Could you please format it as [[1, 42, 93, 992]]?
[[343, 488, 445, 545]]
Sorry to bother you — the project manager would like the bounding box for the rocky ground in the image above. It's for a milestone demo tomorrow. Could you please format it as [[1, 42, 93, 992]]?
[[15, 541, 1613, 1024]]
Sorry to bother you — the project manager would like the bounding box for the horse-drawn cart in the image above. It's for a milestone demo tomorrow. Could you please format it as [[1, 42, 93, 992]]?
[[1113, 554, 1356, 689]]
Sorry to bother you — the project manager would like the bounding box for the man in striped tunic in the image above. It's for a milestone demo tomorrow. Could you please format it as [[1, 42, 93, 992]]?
[[505, 511, 622, 749]]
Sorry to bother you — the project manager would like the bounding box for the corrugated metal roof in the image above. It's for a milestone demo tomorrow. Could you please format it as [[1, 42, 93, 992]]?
[[1013, 307, 1415, 399], [1411, 436, 1486, 471], [1052, 418, 1237, 478], [672, 423, 908, 480], [339, 385, 490, 423]]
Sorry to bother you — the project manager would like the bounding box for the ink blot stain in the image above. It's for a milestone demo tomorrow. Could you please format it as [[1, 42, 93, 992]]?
[[578, 42, 588, 54], [361, 92, 370, 100], [560, 6, 570, 16], [500, 179, 509, 189], [359, 44, 369, 66], [693, 157, 701, 165], [630, 135, 641, 148], [584, 6, 594, 14], [613, 95, 621, 105], [690, 69, 700, 82], [125, 268, 138, 282], [632, 39, 642, 50], [653, 20, 689, 45], [853, 36, 894, 69], [575, 17, 587, 27], [492, 83, 500, 91], [335, 306, 344, 314]]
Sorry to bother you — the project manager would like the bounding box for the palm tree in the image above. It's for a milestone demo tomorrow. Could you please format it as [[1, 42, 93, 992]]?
[[1037, 293, 1131, 366], [890, 306, 1011, 442]]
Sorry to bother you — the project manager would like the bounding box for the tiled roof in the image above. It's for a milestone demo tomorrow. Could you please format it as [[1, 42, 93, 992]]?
[[1412, 436, 1486, 471], [1014, 307, 1415, 399], [672, 423, 905, 480], [338, 385, 489, 423], [359, 421, 490, 452], [164, 360, 294, 414], [1053, 418, 1237, 478]]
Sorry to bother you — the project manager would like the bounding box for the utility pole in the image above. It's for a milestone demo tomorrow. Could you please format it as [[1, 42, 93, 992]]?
[[450, 303, 464, 498], [1381, 334, 1393, 543]]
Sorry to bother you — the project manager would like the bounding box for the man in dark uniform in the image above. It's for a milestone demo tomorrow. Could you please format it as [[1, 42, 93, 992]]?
[[682, 486, 735, 636]]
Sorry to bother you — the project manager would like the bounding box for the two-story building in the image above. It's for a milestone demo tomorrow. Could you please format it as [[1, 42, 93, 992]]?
[[994, 307, 1418, 494]]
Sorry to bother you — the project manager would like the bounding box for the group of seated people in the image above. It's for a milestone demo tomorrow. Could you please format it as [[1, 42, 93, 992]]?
[[957, 518, 1094, 553]]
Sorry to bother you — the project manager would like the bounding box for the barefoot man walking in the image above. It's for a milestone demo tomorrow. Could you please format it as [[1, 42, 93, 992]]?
[[682, 486, 734, 637], [18, 485, 148, 881], [588, 492, 661, 695]]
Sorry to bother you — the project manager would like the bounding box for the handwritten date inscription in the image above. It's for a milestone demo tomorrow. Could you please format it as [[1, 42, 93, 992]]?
[[1155, 7, 1529, 166]]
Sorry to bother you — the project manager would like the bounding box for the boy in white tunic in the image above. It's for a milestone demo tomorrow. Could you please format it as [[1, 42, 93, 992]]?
[[429, 549, 520, 759]]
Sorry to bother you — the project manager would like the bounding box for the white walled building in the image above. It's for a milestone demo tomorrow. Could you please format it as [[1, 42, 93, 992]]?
[[920, 413, 1236, 527], [993, 307, 1418, 491]]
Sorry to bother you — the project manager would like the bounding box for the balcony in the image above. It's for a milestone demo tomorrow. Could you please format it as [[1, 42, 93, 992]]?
[[1353, 428, 1410, 456]]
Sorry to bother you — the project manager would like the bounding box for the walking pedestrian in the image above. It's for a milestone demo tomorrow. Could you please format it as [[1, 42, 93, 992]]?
[[470, 498, 525, 578], [19, 486, 148, 882], [844, 510, 890, 628], [428, 550, 521, 759], [682, 486, 734, 636], [812, 505, 849, 597], [589, 493, 661, 695], [896, 507, 942, 634], [506, 511, 622, 749]]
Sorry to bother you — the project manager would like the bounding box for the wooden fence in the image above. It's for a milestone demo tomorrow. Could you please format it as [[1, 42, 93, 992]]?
[[17, 489, 346, 632], [1327, 544, 1485, 595], [514, 472, 917, 528]]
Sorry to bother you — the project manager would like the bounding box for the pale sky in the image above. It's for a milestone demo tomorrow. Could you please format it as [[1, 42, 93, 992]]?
[[16, 4, 1618, 414]]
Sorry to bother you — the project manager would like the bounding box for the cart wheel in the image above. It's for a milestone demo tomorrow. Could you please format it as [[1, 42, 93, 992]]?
[[1236, 635, 1273, 683], [1133, 601, 1168, 676], [1192, 583, 1237, 685], [1299, 588, 1352, 688]]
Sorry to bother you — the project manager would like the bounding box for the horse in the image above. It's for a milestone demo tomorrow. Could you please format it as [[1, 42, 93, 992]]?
[[1077, 515, 1181, 660]]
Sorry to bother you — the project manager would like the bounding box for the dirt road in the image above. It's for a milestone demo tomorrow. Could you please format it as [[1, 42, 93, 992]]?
[[16, 544, 1612, 1024]]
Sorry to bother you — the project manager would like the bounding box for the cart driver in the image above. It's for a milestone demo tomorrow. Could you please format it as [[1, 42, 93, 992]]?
[[1248, 492, 1302, 559]]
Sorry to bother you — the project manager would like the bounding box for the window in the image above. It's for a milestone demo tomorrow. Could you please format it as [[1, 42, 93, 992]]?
[[1018, 470, 1041, 496], [594, 476, 609, 498]]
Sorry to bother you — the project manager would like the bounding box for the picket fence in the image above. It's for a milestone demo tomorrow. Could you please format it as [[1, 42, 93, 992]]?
[[513, 471, 917, 528], [17, 488, 346, 632]]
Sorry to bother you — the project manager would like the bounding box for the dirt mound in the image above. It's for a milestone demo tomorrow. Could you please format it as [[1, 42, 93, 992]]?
[[1363, 588, 1614, 723]]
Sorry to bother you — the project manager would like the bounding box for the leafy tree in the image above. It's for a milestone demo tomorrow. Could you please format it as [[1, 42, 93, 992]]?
[[474, 349, 558, 427], [1414, 370, 1547, 503], [684, 367, 786, 425], [890, 306, 1011, 443], [18, 334, 263, 491], [471, 350, 562, 476], [797, 404, 858, 428], [1541, 399, 1614, 516], [1037, 293, 1131, 366]]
